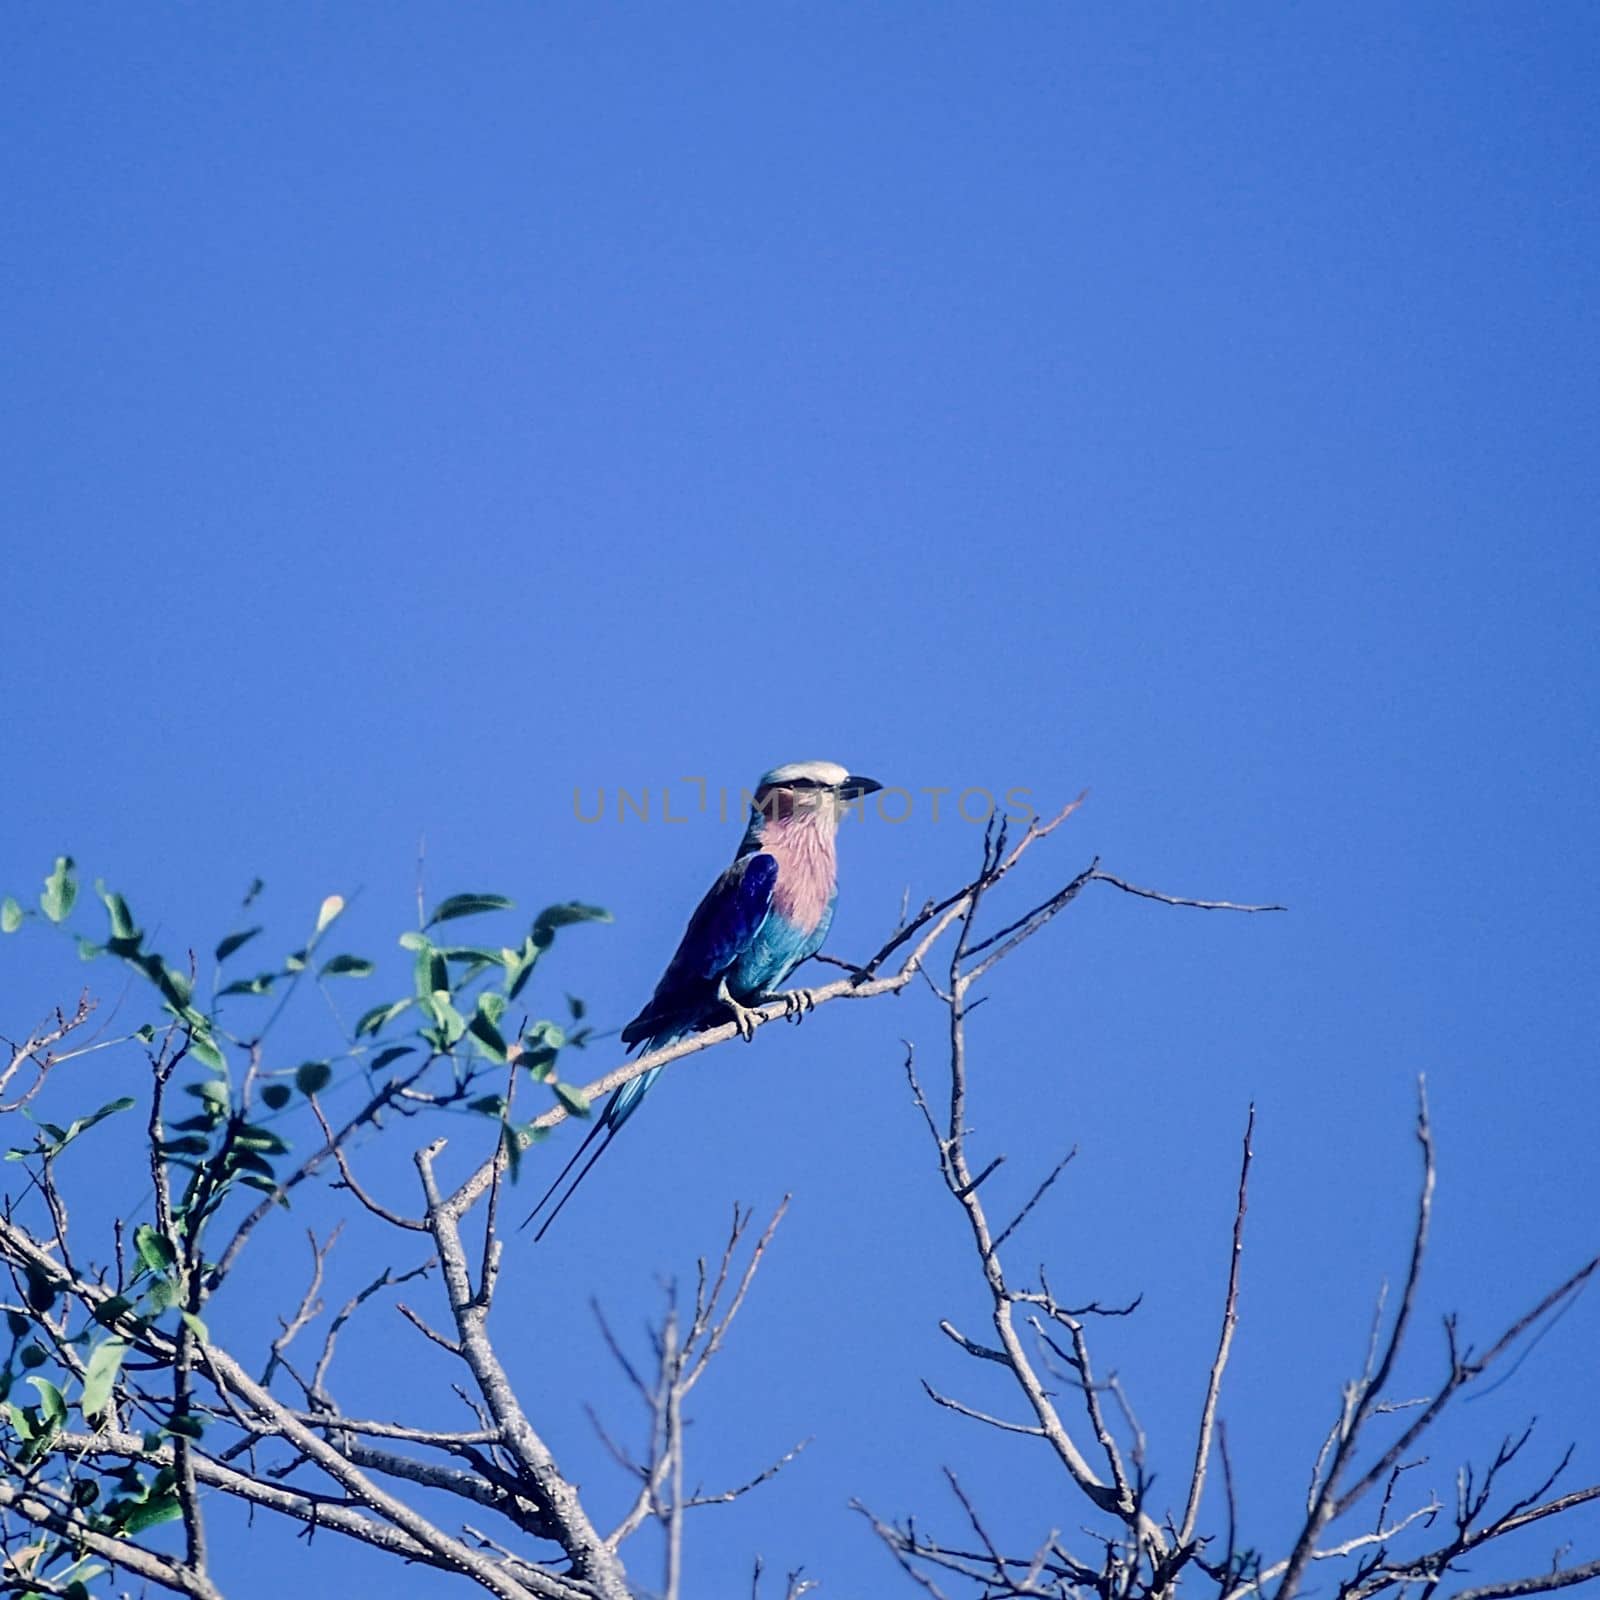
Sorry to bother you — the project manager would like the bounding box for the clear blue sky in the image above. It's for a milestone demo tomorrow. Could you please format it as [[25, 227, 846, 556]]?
[[4, 4, 1598, 1594]]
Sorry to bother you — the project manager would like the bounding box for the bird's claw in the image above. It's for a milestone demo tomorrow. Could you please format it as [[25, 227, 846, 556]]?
[[717, 978, 762, 1042], [781, 988, 816, 1024]]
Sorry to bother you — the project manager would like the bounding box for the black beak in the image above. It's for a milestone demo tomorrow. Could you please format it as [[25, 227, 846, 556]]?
[[839, 774, 883, 800]]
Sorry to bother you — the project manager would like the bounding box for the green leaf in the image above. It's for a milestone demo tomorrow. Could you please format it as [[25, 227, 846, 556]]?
[[19, 1343, 47, 1368], [552, 1081, 592, 1119], [122, 1492, 183, 1533], [531, 901, 612, 946], [5, 1308, 29, 1337], [27, 1375, 66, 1427], [160, 1135, 211, 1157], [443, 944, 505, 968], [219, 971, 276, 997], [260, 1084, 291, 1111], [427, 892, 514, 928], [91, 1295, 135, 1331], [408, 940, 434, 996], [76, 935, 104, 961], [319, 953, 375, 979], [133, 1225, 176, 1276], [566, 992, 587, 1020], [40, 857, 77, 924], [1, 897, 22, 933], [355, 998, 411, 1037], [397, 930, 429, 951], [80, 1338, 129, 1417], [419, 994, 466, 1047], [295, 1061, 332, 1096], [521, 1050, 556, 1081], [180, 1312, 209, 1344], [238, 1172, 286, 1199], [85, 1094, 137, 1121], [476, 991, 508, 1026], [500, 1120, 548, 1185], [506, 948, 540, 1001], [368, 1045, 414, 1072], [501, 1121, 523, 1184], [467, 1011, 508, 1063], [187, 1031, 227, 1074], [96, 883, 137, 941], [228, 1148, 276, 1178], [520, 1019, 565, 1076], [51, 1096, 137, 1155], [24, 1266, 57, 1314], [165, 1411, 206, 1439], [186, 1077, 230, 1112], [214, 926, 262, 963], [468, 1094, 506, 1116], [128, 951, 192, 1010], [145, 1276, 179, 1313], [234, 1124, 288, 1154]]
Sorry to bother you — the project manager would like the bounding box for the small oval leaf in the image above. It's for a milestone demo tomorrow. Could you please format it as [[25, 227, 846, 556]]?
[[40, 857, 78, 924], [80, 1338, 130, 1417], [133, 1225, 177, 1276], [426, 893, 514, 928], [295, 1061, 333, 1096], [215, 926, 262, 963], [552, 1081, 592, 1119], [27, 1375, 66, 1426], [354, 999, 411, 1037], [319, 954, 375, 979]]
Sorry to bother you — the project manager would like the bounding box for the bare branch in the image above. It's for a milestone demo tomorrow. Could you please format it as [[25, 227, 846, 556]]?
[[0, 993, 97, 1110], [1181, 1102, 1255, 1544], [990, 1147, 1077, 1256], [309, 1094, 428, 1232], [263, 1225, 340, 1387], [1087, 871, 1286, 914], [414, 1141, 627, 1599], [1276, 1081, 1437, 1600], [919, 1377, 1048, 1437], [1449, 1559, 1600, 1600]]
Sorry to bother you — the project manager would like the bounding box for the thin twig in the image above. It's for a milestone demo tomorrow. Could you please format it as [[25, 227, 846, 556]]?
[[1180, 1102, 1255, 1545]]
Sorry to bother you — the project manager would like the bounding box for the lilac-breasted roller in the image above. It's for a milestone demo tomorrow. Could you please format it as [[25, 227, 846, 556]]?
[[524, 760, 882, 1239]]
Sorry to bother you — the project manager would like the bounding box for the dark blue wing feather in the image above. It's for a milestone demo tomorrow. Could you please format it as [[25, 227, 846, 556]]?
[[619, 853, 777, 1046]]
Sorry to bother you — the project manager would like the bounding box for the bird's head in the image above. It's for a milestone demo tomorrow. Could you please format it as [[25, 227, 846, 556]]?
[[751, 760, 883, 829]]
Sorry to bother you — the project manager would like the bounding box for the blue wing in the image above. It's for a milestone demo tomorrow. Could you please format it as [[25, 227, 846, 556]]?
[[619, 852, 778, 1048], [526, 851, 778, 1241]]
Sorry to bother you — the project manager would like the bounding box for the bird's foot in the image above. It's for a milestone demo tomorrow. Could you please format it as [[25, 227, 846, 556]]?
[[780, 988, 816, 1024], [716, 978, 762, 1043]]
